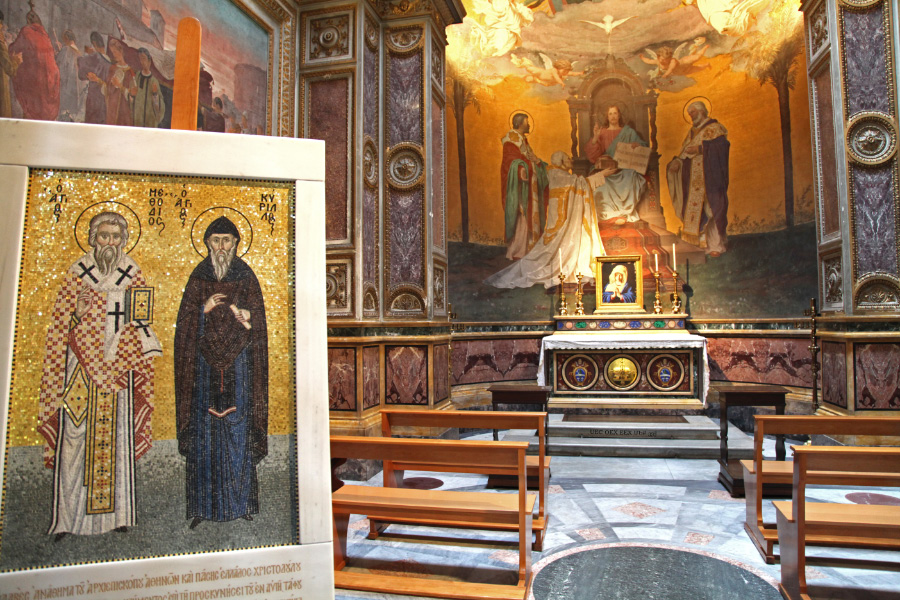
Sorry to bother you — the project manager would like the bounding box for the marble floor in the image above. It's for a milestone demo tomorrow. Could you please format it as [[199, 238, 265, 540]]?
[[334, 433, 900, 600]]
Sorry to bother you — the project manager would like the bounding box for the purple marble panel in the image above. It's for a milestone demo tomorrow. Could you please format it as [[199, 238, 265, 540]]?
[[364, 43, 378, 140], [432, 99, 445, 250], [363, 186, 378, 292], [451, 339, 542, 385], [855, 343, 900, 410], [434, 344, 450, 402], [363, 346, 380, 409], [309, 78, 349, 242], [706, 337, 814, 387], [388, 50, 423, 147], [328, 348, 357, 411], [386, 345, 428, 404], [814, 70, 840, 237], [842, 7, 890, 114], [822, 341, 847, 409], [853, 164, 898, 276], [389, 187, 425, 288]]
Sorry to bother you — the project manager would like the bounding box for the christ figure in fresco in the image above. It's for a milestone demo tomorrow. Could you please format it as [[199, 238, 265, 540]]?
[[174, 216, 269, 529], [38, 212, 162, 540]]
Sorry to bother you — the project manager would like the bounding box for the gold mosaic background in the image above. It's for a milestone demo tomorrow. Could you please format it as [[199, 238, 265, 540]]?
[[7, 170, 296, 447]]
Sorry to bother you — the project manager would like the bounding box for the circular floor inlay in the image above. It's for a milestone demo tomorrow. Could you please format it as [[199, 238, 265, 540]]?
[[401, 477, 443, 490], [530, 545, 779, 600], [846, 492, 900, 506]]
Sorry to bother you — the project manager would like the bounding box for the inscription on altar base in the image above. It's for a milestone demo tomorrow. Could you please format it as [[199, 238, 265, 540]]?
[[588, 429, 658, 437]]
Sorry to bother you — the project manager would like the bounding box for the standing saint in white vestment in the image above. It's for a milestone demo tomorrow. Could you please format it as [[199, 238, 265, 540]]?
[[486, 151, 606, 288], [38, 211, 161, 539]]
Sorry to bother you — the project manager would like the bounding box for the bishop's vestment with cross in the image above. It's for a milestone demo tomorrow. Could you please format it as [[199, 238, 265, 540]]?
[[38, 250, 161, 536]]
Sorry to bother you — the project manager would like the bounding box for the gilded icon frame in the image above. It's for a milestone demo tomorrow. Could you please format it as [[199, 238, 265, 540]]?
[[593, 255, 644, 313]]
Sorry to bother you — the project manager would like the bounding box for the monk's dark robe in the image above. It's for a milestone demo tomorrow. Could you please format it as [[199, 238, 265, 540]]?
[[174, 256, 268, 522]]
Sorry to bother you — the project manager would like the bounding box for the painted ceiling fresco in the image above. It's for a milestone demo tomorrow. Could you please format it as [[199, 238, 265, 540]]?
[[445, 0, 818, 320]]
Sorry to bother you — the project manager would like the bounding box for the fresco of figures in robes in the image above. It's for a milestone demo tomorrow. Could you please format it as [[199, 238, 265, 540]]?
[[445, 0, 818, 320], [0, 0, 268, 134], [0, 170, 299, 571]]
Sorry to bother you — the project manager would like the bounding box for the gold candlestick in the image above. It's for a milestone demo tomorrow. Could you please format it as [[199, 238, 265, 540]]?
[[670, 270, 682, 313], [575, 272, 585, 315], [557, 272, 568, 316], [652, 270, 663, 314]]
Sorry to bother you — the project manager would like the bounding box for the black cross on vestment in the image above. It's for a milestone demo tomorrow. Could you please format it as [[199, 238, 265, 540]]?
[[115, 265, 134, 286], [76, 261, 98, 283], [108, 302, 126, 333], [134, 321, 151, 338]]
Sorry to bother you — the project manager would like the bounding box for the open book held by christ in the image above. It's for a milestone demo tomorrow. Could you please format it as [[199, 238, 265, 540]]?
[[612, 143, 651, 175]]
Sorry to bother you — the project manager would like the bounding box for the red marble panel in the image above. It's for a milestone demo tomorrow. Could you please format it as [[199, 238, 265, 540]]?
[[432, 99, 445, 250], [822, 341, 847, 409], [814, 70, 839, 236], [328, 347, 356, 411], [434, 344, 449, 402], [855, 343, 900, 410], [706, 337, 814, 387], [451, 339, 541, 385], [386, 345, 428, 404], [309, 77, 349, 242], [363, 346, 380, 410]]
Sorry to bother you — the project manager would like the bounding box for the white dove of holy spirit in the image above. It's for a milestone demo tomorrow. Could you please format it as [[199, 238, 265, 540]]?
[[581, 15, 635, 53]]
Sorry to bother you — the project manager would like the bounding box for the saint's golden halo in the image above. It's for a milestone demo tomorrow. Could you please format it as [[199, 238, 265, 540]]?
[[509, 109, 536, 134], [190, 207, 254, 258], [683, 96, 712, 123], [73, 201, 142, 255]]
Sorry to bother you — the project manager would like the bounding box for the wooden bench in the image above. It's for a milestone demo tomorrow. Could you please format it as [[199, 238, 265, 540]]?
[[775, 446, 900, 600], [740, 415, 900, 563], [331, 435, 536, 600], [373, 409, 551, 551]]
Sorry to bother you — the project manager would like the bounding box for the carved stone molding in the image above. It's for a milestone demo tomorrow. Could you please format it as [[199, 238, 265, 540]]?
[[326, 259, 352, 313], [837, 0, 883, 8], [363, 138, 378, 189], [386, 143, 425, 189], [854, 274, 900, 310], [303, 9, 353, 65], [386, 26, 424, 53], [433, 265, 446, 314], [846, 112, 897, 165], [380, 0, 444, 27], [364, 15, 379, 51], [809, 2, 829, 57], [388, 287, 426, 316], [823, 255, 844, 305], [363, 285, 378, 314], [431, 39, 444, 84]]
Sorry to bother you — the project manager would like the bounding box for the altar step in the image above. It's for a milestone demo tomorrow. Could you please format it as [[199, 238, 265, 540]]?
[[503, 414, 754, 459]]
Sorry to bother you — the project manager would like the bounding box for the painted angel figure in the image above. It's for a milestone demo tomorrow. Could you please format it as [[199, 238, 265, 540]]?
[[510, 53, 583, 88], [469, 0, 535, 57], [640, 38, 709, 84], [682, 0, 771, 37]]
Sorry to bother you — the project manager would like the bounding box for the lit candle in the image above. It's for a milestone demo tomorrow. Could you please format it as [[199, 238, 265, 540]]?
[[672, 243, 676, 269], [654, 253, 658, 272], [558, 249, 563, 274]]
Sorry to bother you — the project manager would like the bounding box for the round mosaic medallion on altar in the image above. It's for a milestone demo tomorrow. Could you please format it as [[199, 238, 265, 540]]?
[[561, 354, 600, 390], [647, 354, 685, 392], [604, 354, 640, 391]]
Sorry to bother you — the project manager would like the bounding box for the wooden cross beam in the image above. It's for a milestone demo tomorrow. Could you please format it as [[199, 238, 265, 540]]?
[[171, 17, 202, 131]]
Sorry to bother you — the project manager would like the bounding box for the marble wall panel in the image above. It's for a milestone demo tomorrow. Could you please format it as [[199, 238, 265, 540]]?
[[363, 25, 378, 140], [841, 6, 891, 115], [854, 343, 900, 410], [814, 69, 840, 237], [434, 344, 450, 402], [387, 49, 424, 147], [363, 346, 380, 409], [451, 338, 541, 385], [385, 345, 428, 404], [706, 337, 814, 387], [853, 165, 898, 276], [328, 347, 357, 410], [388, 187, 425, 288], [822, 341, 847, 409], [309, 77, 350, 242], [362, 23, 379, 316], [432, 98, 445, 250]]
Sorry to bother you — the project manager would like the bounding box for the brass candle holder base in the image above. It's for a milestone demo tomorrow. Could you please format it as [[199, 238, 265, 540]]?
[[652, 271, 662, 314], [575, 272, 585, 316], [557, 272, 568, 316], [671, 270, 682, 313]]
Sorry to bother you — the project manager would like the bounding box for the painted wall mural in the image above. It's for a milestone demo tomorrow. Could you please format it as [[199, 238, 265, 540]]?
[[445, 0, 817, 320], [0, 0, 269, 133]]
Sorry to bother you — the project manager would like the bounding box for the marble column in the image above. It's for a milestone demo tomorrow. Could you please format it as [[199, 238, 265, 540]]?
[[299, 0, 463, 441], [801, 0, 900, 419]]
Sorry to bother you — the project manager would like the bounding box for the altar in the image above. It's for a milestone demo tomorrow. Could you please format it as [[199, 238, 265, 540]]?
[[537, 331, 709, 408]]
